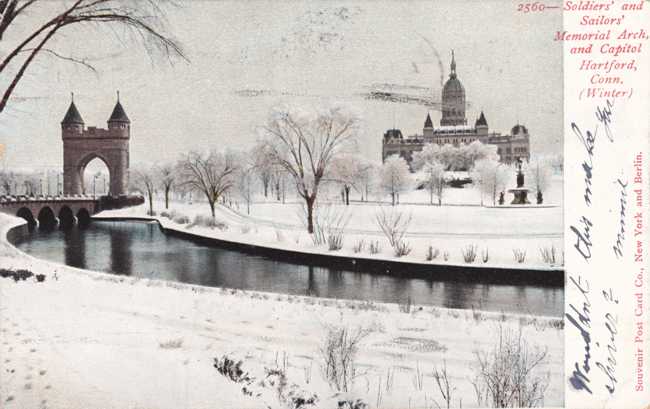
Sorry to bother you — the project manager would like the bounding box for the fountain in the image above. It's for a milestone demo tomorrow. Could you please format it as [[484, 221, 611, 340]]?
[[507, 159, 531, 205]]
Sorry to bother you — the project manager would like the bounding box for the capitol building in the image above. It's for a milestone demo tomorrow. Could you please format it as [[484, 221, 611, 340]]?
[[382, 52, 530, 166]]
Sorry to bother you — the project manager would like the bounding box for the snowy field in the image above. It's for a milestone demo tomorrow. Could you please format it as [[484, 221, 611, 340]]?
[[0, 214, 563, 409], [97, 193, 563, 271]]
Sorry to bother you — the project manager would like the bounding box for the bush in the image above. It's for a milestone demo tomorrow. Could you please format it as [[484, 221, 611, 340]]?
[[472, 325, 549, 408], [393, 240, 412, 257], [482, 248, 489, 263], [328, 231, 344, 251], [189, 214, 228, 230], [426, 246, 440, 261], [320, 326, 369, 392], [240, 224, 252, 234], [160, 211, 172, 219], [461, 245, 478, 263], [214, 355, 251, 383], [352, 239, 365, 254], [369, 240, 381, 254], [513, 248, 527, 263], [173, 214, 190, 224], [375, 208, 412, 257], [539, 245, 557, 265], [443, 251, 449, 261], [159, 338, 183, 349]]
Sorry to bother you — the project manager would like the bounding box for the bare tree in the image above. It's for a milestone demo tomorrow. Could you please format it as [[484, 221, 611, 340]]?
[[261, 104, 359, 233], [252, 142, 274, 198], [179, 150, 237, 219], [0, 169, 14, 194], [156, 162, 176, 210], [132, 167, 156, 215], [0, 0, 186, 114], [379, 154, 410, 206]]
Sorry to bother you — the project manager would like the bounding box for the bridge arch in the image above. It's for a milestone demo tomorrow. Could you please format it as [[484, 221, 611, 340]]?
[[59, 206, 75, 229], [16, 207, 36, 230], [77, 208, 91, 227], [37, 206, 57, 229]]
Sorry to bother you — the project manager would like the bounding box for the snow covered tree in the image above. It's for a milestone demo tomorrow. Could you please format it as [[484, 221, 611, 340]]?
[[421, 161, 446, 206], [459, 140, 498, 170], [526, 157, 552, 203], [329, 153, 365, 205], [439, 144, 461, 171], [261, 104, 359, 233], [234, 151, 257, 214], [356, 158, 377, 202], [472, 158, 509, 206], [379, 155, 411, 206], [179, 150, 237, 219], [412, 143, 441, 171], [132, 166, 157, 215]]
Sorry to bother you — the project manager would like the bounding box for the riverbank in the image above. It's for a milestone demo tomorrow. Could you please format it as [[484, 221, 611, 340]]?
[[0, 213, 564, 408], [94, 201, 564, 283]]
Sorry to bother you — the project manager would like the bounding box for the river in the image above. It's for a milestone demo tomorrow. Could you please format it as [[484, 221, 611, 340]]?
[[10, 221, 563, 316]]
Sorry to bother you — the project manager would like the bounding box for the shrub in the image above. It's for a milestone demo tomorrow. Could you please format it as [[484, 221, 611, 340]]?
[[513, 248, 527, 263], [393, 240, 412, 257], [189, 214, 228, 230], [432, 359, 456, 409], [160, 211, 172, 219], [443, 251, 449, 261], [426, 246, 440, 261], [462, 245, 478, 263], [369, 240, 381, 254], [352, 239, 365, 254], [240, 224, 252, 234], [472, 325, 549, 408], [159, 338, 183, 349], [375, 208, 412, 257], [320, 326, 369, 392], [327, 231, 344, 251], [214, 355, 251, 383], [172, 214, 190, 224], [539, 245, 557, 265], [481, 248, 489, 263], [310, 205, 350, 247]]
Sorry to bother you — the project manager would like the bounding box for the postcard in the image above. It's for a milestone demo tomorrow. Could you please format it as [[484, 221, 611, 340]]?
[[0, 1, 647, 408]]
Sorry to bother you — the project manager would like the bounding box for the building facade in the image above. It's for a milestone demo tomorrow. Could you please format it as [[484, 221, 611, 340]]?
[[382, 52, 530, 166]]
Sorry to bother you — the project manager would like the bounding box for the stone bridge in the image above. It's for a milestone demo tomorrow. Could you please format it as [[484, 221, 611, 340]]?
[[0, 196, 100, 228]]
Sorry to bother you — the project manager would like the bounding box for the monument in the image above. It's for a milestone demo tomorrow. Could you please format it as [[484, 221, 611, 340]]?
[[507, 159, 531, 205]]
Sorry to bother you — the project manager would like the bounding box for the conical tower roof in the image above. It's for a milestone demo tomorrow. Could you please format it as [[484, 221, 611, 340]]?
[[61, 101, 84, 125], [424, 113, 433, 128], [108, 100, 130, 123], [475, 111, 488, 127]]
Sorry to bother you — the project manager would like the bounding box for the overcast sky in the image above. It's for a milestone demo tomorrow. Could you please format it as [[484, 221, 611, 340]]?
[[0, 0, 562, 173]]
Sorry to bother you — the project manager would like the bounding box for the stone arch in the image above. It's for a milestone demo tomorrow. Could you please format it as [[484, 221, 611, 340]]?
[[77, 153, 112, 197], [77, 208, 91, 227], [17, 207, 36, 230], [59, 206, 75, 229], [37, 206, 57, 229]]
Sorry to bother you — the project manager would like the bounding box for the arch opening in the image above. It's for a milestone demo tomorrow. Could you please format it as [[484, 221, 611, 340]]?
[[59, 206, 75, 229], [17, 207, 36, 231], [37, 206, 57, 230], [77, 208, 91, 228], [80, 156, 110, 198]]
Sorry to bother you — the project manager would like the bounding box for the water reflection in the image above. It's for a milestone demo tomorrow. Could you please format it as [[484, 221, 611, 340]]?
[[10, 221, 563, 316]]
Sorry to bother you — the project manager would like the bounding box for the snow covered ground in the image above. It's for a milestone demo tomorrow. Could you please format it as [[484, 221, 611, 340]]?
[[0, 213, 563, 408], [96, 194, 563, 272]]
